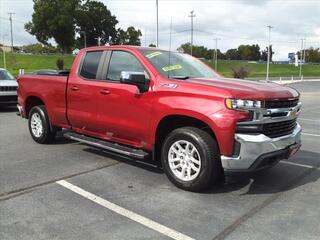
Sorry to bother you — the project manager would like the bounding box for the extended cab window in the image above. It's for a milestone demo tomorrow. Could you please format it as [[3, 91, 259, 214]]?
[[106, 51, 145, 81], [80, 51, 103, 79]]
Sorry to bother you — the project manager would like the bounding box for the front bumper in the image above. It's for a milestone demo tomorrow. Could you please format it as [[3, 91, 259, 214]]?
[[221, 123, 302, 172]]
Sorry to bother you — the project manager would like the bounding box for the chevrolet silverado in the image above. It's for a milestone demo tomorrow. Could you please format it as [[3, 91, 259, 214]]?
[[17, 46, 302, 191]]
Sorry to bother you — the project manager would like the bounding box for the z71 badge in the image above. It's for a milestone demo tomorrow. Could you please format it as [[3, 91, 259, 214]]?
[[160, 83, 178, 89]]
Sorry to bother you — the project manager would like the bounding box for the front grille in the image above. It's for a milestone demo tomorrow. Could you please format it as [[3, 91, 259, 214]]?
[[0, 86, 17, 92], [262, 119, 297, 138], [264, 99, 299, 109], [236, 119, 297, 138], [0, 95, 17, 102]]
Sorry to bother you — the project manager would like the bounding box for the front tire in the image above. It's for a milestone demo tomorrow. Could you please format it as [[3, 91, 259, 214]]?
[[28, 105, 56, 144], [161, 127, 222, 192]]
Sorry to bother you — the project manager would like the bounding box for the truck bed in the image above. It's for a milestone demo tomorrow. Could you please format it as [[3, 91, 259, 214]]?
[[18, 74, 69, 127]]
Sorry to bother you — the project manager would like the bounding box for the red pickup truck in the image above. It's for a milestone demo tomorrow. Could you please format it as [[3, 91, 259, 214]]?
[[17, 46, 302, 191]]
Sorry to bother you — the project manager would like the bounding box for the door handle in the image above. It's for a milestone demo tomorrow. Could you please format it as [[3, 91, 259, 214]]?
[[100, 89, 110, 95], [71, 86, 79, 91]]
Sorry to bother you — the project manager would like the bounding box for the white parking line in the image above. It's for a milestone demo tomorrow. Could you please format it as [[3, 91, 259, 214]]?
[[280, 161, 320, 170], [56, 180, 195, 240], [302, 133, 320, 137]]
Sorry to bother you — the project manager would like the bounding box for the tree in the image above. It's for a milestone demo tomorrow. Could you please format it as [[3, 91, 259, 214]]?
[[237, 44, 260, 61], [149, 43, 156, 47], [305, 47, 320, 63], [225, 49, 239, 60], [75, 0, 118, 48], [25, 0, 80, 53], [113, 26, 142, 46], [261, 45, 274, 62]]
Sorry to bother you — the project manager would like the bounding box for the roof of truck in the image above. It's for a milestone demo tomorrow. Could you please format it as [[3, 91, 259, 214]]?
[[82, 45, 163, 52]]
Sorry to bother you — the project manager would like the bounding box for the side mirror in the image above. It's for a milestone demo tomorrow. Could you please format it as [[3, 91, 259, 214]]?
[[120, 71, 149, 93]]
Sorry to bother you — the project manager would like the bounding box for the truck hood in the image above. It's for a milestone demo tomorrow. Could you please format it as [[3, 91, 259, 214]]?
[[0, 80, 18, 87], [186, 77, 299, 100]]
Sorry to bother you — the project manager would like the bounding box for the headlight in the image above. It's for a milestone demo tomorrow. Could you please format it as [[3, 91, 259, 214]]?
[[225, 98, 262, 110]]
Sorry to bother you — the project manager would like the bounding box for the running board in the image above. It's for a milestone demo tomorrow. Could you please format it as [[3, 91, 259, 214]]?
[[63, 132, 149, 159]]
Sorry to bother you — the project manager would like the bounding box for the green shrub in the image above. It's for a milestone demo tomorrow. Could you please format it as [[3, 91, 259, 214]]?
[[56, 58, 64, 70], [231, 66, 249, 79]]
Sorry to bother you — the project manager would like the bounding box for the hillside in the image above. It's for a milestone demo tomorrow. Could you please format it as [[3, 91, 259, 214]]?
[[1, 53, 319, 78]]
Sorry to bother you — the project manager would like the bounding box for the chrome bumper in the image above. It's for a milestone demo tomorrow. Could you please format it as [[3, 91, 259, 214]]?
[[221, 123, 302, 171]]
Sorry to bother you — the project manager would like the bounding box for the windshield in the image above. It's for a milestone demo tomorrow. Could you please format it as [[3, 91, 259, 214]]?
[[0, 69, 15, 80], [140, 50, 220, 79]]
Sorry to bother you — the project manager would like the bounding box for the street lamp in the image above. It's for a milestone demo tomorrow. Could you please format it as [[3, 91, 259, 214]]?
[[1, 34, 8, 69], [156, 0, 159, 47], [189, 10, 196, 56], [266, 25, 273, 81]]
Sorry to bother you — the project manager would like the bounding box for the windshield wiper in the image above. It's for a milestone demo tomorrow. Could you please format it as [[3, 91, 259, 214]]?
[[170, 76, 190, 80]]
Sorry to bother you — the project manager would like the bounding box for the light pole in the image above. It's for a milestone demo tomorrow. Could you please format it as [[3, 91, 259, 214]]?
[[266, 25, 273, 80], [189, 10, 196, 56], [303, 38, 306, 64], [81, 31, 86, 48], [299, 38, 304, 77], [2, 34, 7, 69], [8, 12, 15, 52], [156, 0, 159, 47], [213, 38, 220, 71]]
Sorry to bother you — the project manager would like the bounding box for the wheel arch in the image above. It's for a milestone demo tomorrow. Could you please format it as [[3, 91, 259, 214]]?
[[153, 114, 219, 163], [25, 95, 46, 119]]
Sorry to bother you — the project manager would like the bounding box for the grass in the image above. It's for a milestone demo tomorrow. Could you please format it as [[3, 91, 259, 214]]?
[[0, 53, 75, 76], [208, 60, 320, 78], [1, 52, 319, 78]]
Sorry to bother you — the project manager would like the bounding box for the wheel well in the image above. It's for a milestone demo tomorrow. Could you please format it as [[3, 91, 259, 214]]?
[[154, 115, 217, 162], [25, 96, 44, 118]]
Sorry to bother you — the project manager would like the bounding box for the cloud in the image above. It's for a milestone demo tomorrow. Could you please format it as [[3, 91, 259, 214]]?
[[1, 0, 319, 60]]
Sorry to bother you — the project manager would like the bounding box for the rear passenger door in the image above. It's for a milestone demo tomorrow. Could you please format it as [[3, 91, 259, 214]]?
[[67, 50, 109, 135]]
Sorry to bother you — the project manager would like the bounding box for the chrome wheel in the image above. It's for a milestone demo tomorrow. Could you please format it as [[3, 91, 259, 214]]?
[[30, 112, 43, 138], [168, 140, 201, 181]]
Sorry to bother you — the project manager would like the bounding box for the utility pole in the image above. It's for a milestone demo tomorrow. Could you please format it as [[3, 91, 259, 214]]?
[[2, 34, 7, 68], [169, 18, 173, 52], [189, 10, 196, 56], [299, 38, 304, 77], [156, 0, 159, 47], [303, 38, 306, 64], [213, 38, 220, 71], [8, 12, 15, 52], [266, 25, 273, 80]]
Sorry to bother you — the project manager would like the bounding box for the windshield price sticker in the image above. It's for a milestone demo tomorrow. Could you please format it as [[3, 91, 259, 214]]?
[[162, 64, 183, 72], [146, 51, 162, 59]]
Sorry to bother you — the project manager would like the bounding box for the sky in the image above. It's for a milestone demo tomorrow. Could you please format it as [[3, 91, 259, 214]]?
[[0, 0, 320, 60]]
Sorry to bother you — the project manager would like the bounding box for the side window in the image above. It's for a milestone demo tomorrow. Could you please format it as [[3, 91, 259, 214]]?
[[80, 51, 103, 79], [106, 51, 146, 81]]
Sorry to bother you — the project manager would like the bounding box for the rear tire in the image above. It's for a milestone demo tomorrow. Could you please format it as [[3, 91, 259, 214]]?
[[28, 105, 56, 144], [161, 127, 222, 192]]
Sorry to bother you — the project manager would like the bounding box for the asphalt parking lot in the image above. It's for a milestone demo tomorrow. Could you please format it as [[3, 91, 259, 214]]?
[[1, 81, 320, 240]]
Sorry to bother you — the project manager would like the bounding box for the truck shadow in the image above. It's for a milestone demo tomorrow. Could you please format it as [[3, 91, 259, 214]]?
[[75, 146, 320, 195], [83, 147, 163, 174], [206, 150, 320, 195]]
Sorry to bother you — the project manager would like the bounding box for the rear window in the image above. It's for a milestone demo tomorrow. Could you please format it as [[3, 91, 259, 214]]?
[[79, 51, 103, 79]]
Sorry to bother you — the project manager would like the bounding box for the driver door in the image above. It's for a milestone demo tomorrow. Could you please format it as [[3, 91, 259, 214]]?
[[94, 50, 153, 148]]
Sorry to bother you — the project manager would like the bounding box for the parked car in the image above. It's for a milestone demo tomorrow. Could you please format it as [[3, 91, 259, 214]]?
[[0, 68, 18, 106], [17, 46, 302, 191]]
